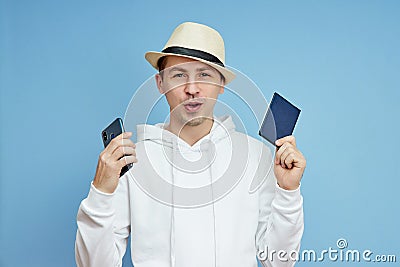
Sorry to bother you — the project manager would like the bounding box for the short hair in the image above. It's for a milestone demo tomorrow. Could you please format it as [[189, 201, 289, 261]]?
[[157, 56, 225, 84], [157, 56, 169, 73]]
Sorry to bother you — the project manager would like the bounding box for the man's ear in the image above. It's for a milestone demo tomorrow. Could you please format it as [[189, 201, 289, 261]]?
[[219, 84, 225, 94], [155, 73, 164, 94]]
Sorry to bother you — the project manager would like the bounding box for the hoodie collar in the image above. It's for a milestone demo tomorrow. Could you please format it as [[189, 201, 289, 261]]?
[[136, 115, 236, 150]]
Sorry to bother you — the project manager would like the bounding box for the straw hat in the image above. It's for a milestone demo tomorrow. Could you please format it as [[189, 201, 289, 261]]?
[[145, 22, 236, 84]]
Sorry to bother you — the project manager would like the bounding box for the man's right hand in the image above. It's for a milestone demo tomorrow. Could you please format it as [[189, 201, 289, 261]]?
[[93, 132, 137, 193]]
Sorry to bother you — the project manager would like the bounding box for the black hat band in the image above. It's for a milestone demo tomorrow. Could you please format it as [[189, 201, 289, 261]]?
[[161, 46, 225, 67]]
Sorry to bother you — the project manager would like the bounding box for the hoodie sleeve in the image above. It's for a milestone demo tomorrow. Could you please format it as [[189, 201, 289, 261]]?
[[255, 145, 304, 267], [75, 175, 131, 267]]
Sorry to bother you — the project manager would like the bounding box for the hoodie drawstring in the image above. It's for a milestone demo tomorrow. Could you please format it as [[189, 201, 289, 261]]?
[[207, 137, 218, 267], [170, 139, 176, 267]]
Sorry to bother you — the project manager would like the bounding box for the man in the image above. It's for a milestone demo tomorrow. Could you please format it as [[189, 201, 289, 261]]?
[[75, 22, 306, 267]]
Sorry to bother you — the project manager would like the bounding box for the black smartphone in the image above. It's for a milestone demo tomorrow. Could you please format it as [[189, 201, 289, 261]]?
[[101, 118, 133, 177], [259, 92, 301, 146]]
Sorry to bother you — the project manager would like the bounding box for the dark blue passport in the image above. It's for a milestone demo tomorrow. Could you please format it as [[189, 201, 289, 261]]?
[[259, 92, 301, 146]]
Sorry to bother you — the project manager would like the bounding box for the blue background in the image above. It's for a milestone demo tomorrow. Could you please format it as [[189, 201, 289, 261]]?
[[1, 0, 399, 266]]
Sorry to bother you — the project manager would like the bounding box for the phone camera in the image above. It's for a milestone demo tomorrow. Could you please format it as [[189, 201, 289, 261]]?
[[102, 131, 108, 141]]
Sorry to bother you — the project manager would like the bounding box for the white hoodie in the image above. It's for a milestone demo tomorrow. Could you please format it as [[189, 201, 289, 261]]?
[[75, 115, 304, 267]]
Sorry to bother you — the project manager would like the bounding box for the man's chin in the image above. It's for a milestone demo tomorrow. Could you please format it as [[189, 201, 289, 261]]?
[[184, 117, 206, 127]]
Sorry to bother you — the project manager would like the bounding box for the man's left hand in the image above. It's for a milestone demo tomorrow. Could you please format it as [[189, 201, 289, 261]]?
[[274, 136, 306, 190]]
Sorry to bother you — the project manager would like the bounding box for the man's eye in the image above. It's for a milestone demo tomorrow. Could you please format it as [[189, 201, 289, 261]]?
[[200, 72, 211, 77], [173, 73, 184, 78]]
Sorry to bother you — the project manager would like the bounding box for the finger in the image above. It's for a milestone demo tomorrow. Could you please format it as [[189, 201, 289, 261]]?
[[113, 138, 136, 149], [294, 151, 306, 169], [119, 146, 136, 157], [284, 150, 306, 169], [108, 138, 136, 155], [283, 152, 297, 169], [280, 147, 296, 168], [109, 131, 133, 144], [119, 155, 138, 167], [275, 135, 296, 148], [111, 146, 136, 161], [118, 132, 133, 139], [275, 142, 290, 164]]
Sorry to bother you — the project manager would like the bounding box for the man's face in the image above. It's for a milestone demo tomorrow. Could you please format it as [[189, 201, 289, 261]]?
[[156, 56, 225, 127]]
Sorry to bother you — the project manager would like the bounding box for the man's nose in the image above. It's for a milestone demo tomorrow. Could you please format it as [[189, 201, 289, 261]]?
[[184, 79, 200, 95]]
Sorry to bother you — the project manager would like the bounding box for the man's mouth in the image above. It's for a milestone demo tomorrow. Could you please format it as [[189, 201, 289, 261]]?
[[183, 101, 204, 112]]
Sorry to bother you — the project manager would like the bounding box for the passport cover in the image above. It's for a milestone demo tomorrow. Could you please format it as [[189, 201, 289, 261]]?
[[259, 92, 301, 146]]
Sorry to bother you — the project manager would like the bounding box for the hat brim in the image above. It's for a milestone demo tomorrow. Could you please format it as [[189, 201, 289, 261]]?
[[145, 51, 236, 84]]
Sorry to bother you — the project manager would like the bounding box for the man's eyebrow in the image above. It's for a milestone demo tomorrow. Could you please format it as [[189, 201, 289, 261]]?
[[165, 65, 217, 73], [167, 67, 188, 73], [197, 66, 216, 72]]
